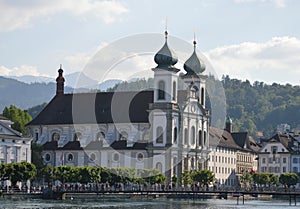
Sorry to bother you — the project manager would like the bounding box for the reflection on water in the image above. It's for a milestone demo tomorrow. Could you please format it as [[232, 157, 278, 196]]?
[[0, 198, 295, 209]]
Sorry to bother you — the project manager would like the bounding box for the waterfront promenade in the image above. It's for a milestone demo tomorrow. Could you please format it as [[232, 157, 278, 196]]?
[[1, 188, 300, 206]]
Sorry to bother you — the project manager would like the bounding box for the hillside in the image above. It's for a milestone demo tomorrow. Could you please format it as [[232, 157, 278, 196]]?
[[108, 76, 300, 138], [0, 76, 73, 111]]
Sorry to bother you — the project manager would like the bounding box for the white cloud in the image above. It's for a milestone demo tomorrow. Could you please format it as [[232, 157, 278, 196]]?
[[205, 36, 300, 85], [0, 0, 128, 31], [234, 0, 287, 8], [0, 65, 51, 77]]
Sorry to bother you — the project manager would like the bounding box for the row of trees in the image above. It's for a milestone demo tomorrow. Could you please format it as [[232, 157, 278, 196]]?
[[242, 172, 299, 189], [0, 162, 37, 187], [39, 166, 167, 186]]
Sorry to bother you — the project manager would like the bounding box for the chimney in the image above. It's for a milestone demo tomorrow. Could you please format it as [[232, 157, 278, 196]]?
[[225, 116, 232, 133], [56, 65, 65, 97]]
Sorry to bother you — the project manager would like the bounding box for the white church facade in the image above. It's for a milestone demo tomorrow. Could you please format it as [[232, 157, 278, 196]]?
[[27, 31, 210, 181]]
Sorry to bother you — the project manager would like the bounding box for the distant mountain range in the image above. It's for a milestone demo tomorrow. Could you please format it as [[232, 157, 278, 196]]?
[[0, 72, 122, 112], [7, 72, 122, 90]]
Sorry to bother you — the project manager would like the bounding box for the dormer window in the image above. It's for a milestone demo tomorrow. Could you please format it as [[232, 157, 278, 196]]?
[[52, 133, 60, 141], [119, 131, 128, 141], [97, 132, 105, 141], [74, 132, 82, 141]]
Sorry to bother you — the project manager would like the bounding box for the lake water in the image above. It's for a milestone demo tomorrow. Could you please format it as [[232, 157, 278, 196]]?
[[0, 198, 298, 209]]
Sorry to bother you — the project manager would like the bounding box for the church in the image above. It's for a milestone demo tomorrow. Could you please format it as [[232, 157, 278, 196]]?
[[27, 31, 210, 181]]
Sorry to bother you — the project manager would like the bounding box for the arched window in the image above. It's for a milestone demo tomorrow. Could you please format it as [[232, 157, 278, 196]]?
[[137, 153, 144, 162], [190, 126, 195, 145], [204, 131, 207, 146], [97, 132, 105, 141], [67, 153, 74, 162], [199, 130, 202, 146], [184, 128, 188, 145], [89, 153, 96, 162], [113, 153, 119, 162], [44, 153, 51, 162], [119, 131, 128, 141], [52, 132, 60, 141], [158, 80, 165, 100], [73, 132, 82, 141], [156, 126, 163, 144], [172, 81, 176, 101], [191, 86, 198, 98], [173, 127, 177, 144], [156, 162, 162, 173], [201, 87, 205, 106]]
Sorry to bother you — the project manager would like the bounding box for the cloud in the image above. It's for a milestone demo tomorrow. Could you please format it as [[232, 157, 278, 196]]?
[[205, 36, 300, 85], [0, 65, 51, 77], [0, 0, 128, 31], [234, 0, 287, 8]]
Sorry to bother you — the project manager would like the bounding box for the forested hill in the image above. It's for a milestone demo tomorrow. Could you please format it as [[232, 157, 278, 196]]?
[[108, 76, 300, 138], [0, 76, 72, 112]]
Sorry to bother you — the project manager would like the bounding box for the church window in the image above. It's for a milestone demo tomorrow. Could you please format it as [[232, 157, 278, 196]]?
[[74, 132, 82, 141], [89, 153, 96, 162], [158, 80, 165, 100], [137, 153, 144, 161], [203, 131, 207, 146], [52, 132, 60, 141], [199, 130, 202, 146], [156, 126, 163, 144], [184, 128, 188, 145], [67, 153, 74, 162], [35, 133, 39, 142], [190, 126, 195, 145], [201, 87, 205, 105], [173, 127, 177, 144], [97, 132, 105, 141], [156, 162, 162, 173], [113, 153, 119, 162], [172, 81, 176, 101], [191, 86, 198, 98], [45, 153, 51, 162], [119, 131, 128, 141]]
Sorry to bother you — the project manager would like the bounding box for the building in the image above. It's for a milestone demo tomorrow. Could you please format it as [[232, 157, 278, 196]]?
[[258, 133, 292, 175], [0, 115, 31, 164], [207, 117, 259, 188], [27, 31, 210, 181]]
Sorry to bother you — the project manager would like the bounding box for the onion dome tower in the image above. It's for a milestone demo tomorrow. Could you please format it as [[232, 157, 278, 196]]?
[[181, 38, 207, 108], [154, 31, 179, 70], [56, 65, 65, 97], [183, 40, 206, 75]]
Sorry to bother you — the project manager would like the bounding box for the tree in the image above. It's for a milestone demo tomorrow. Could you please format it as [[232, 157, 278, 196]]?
[[2, 105, 32, 135], [182, 170, 192, 187], [279, 173, 299, 188], [192, 169, 215, 188], [31, 143, 44, 178]]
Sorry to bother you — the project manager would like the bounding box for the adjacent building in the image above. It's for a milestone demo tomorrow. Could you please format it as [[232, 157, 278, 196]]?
[[0, 115, 31, 164]]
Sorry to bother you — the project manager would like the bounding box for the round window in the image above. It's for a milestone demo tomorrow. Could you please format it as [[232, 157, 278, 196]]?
[[90, 153, 96, 162], [137, 153, 144, 161], [113, 153, 119, 162], [45, 153, 51, 162]]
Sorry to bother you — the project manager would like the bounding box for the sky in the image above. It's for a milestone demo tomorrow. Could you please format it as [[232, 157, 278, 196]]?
[[0, 0, 300, 85]]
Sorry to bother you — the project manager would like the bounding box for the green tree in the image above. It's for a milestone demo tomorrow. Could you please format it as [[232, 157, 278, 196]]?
[[279, 173, 299, 188], [2, 105, 32, 135], [182, 170, 192, 187], [192, 169, 215, 188]]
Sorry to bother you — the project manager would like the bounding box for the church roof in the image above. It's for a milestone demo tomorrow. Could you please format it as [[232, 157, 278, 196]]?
[[27, 91, 154, 125]]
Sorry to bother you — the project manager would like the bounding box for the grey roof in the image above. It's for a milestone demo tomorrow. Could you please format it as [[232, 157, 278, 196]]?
[[209, 127, 241, 150], [27, 91, 154, 126]]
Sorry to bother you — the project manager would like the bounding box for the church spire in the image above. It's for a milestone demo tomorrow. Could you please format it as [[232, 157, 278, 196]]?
[[56, 64, 65, 97]]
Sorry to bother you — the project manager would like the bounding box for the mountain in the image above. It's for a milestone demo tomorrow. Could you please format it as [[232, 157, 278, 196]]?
[[64, 72, 98, 89], [0, 76, 73, 112], [9, 75, 53, 84], [98, 79, 122, 91]]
